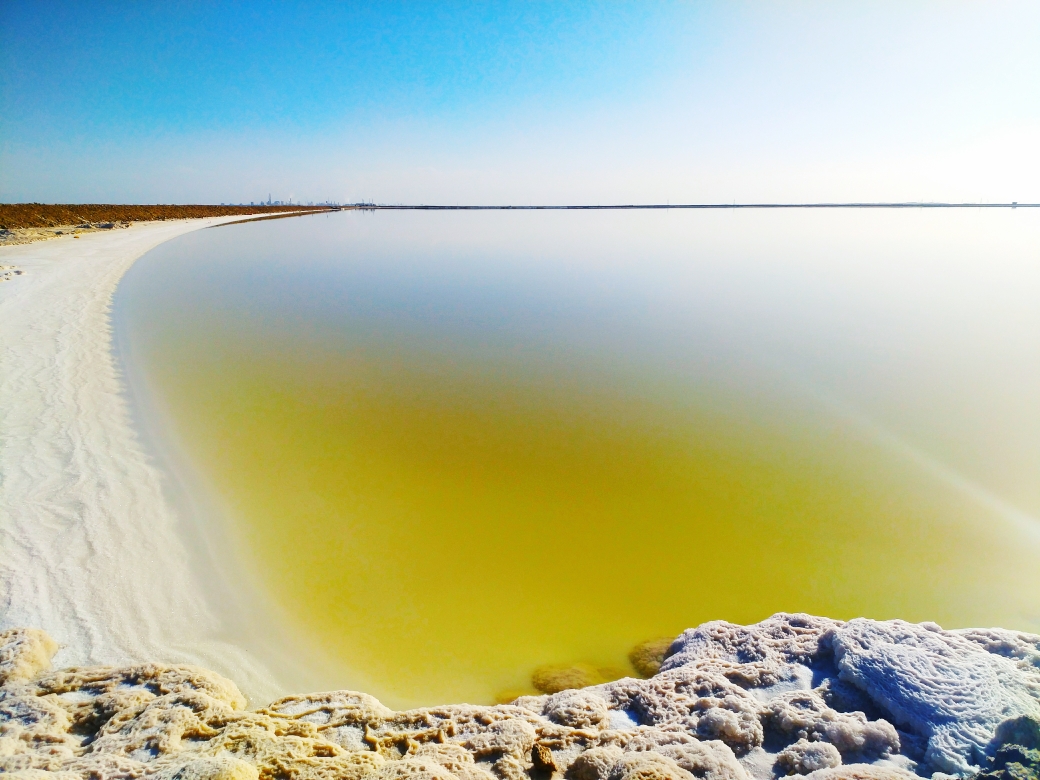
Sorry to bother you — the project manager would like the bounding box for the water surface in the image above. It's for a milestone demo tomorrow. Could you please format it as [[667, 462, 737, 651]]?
[[118, 209, 1040, 707]]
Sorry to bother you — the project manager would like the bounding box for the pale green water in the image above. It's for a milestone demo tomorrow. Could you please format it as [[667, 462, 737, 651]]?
[[118, 209, 1040, 708]]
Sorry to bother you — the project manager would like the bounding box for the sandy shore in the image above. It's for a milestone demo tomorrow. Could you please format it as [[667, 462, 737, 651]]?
[[0, 218, 286, 703]]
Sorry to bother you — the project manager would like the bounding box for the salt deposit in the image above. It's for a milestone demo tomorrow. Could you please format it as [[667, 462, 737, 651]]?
[[832, 620, 1040, 775], [2, 614, 1039, 779], [3, 217, 1040, 780], [0, 219, 285, 703]]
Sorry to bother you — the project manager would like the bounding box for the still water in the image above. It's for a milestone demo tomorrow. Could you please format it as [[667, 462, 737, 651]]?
[[118, 209, 1040, 708]]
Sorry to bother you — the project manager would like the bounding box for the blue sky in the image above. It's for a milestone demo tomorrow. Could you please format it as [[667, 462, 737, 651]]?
[[3, 1, 1039, 204]]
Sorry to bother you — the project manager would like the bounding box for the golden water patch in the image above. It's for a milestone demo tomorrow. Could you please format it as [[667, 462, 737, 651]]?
[[145, 330, 1040, 708]]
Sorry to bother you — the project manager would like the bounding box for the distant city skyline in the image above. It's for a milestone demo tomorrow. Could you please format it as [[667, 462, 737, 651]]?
[[3, 1, 1039, 204]]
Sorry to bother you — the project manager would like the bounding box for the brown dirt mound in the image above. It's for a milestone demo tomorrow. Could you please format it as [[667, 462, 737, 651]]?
[[0, 203, 329, 230]]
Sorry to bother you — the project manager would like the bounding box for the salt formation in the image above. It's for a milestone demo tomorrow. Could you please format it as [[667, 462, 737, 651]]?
[[2, 614, 1039, 780], [831, 620, 1040, 775]]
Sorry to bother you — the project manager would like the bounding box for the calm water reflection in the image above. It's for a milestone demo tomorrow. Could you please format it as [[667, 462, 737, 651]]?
[[118, 209, 1040, 707]]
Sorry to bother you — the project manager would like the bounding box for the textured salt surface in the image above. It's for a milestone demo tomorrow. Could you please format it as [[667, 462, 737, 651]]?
[[0, 220, 284, 702], [832, 621, 1040, 775], [3, 219, 1040, 779], [2, 614, 1038, 779]]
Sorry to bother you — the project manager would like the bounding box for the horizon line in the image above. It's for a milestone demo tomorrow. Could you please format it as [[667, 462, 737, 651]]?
[[354, 201, 1037, 210]]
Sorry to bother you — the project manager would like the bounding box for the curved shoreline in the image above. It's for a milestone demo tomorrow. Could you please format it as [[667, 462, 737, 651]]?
[[3, 220, 1040, 779], [0, 218, 288, 702]]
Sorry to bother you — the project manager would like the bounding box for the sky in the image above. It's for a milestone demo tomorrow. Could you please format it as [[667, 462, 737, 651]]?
[[2, 1, 1040, 205]]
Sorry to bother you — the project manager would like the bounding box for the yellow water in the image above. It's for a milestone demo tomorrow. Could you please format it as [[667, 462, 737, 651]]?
[[120, 210, 1040, 708], [147, 327, 1040, 708]]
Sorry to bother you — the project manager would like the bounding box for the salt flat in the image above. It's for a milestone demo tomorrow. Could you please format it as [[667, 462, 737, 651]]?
[[0, 218, 284, 704]]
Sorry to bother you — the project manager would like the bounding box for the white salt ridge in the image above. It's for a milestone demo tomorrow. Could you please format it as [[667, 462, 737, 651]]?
[[3, 615, 1039, 779], [0, 220, 284, 703], [833, 619, 1040, 775], [659, 613, 1040, 776]]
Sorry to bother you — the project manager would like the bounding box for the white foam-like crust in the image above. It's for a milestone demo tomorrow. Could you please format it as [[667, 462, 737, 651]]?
[[0, 220, 285, 702], [3, 614, 1039, 779], [659, 613, 1040, 776], [833, 619, 1040, 775]]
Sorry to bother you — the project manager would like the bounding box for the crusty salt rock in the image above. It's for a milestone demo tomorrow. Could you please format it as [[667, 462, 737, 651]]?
[[412, 743, 496, 780], [696, 703, 763, 754], [809, 711, 899, 760], [542, 690, 610, 730], [814, 679, 879, 720], [263, 690, 395, 750], [832, 618, 1040, 776], [0, 629, 58, 686], [86, 689, 237, 758], [0, 769, 80, 780], [764, 691, 899, 760], [180, 714, 384, 779], [956, 628, 1040, 669], [596, 668, 764, 755], [800, 764, 918, 780], [461, 718, 537, 760], [765, 691, 830, 737], [490, 753, 530, 780], [508, 695, 547, 715], [373, 756, 458, 779], [620, 732, 746, 780], [361, 703, 552, 760], [776, 739, 842, 775], [6, 615, 1040, 780], [26, 662, 247, 711], [265, 690, 394, 725], [0, 694, 82, 773], [609, 750, 695, 779], [59, 752, 151, 778], [531, 742, 558, 773], [661, 614, 842, 685], [152, 755, 260, 780], [568, 746, 626, 780]]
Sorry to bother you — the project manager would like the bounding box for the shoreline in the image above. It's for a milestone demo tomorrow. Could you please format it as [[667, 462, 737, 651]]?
[[110, 232, 366, 703], [3, 613, 1040, 779], [2, 215, 1040, 778], [0, 217, 295, 703], [0, 204, 336, 246]]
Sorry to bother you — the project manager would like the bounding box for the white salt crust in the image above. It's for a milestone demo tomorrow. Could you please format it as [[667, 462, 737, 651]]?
[[0, 220, 286, 702], [2, 222, 1039, 780], [2, 614, 1039, 779]]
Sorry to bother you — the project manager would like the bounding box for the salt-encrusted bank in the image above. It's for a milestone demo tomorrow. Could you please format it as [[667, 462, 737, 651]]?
[[3, 614, 1039, 780], [0, 219, 286, 703]]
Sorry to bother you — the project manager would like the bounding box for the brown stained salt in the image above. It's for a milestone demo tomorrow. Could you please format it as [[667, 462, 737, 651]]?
[[3, 615, 1040, 780]]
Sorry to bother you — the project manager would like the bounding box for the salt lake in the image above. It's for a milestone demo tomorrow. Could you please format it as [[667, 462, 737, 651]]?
[[115, 208, 1040, 708]]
